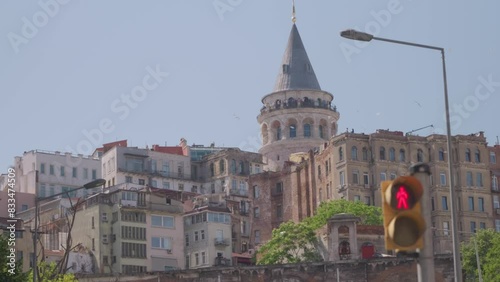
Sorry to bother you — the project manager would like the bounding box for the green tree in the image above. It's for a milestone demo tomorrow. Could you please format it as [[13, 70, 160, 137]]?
[[27, 261, 78, 282], [257, 199, 382, 265], [461, 229, 500, 282], [0, 234, 28, 282]]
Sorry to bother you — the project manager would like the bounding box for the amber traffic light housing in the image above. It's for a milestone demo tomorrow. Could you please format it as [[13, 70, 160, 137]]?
[[381, 176, 426, 252]]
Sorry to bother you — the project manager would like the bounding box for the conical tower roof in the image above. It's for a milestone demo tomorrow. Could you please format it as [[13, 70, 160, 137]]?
[[273, 24, 321, 92]]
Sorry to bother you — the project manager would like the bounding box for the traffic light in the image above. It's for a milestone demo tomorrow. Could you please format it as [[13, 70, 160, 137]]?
[[381, 176, 426, 252]]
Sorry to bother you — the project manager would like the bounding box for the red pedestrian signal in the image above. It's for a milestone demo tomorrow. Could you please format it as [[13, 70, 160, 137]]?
[[381, 176, 425, 252]]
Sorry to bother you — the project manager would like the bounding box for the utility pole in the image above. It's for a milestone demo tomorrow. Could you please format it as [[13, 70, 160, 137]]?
[[410, 163, 435, 282]]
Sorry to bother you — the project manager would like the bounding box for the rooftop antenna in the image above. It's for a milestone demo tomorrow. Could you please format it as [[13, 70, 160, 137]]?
[[292, 0, 296, 23]]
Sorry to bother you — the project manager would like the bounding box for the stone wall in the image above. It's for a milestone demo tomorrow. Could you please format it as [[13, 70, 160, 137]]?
[[77, 255, 454, 282]]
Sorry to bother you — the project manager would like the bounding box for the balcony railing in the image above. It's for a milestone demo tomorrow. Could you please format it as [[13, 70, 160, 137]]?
[[214, 256, 231, 266], [230, 189, 248, 197], [214, 238, 230, 246]]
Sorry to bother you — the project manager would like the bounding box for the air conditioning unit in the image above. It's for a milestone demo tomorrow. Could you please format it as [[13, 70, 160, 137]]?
[[248, 249, 255, 255], [102, 238, 108, 244], [166, 249, 172, 254]]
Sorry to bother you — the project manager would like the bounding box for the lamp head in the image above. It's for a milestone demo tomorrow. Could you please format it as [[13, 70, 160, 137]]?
[[340, 29, 374, 42]]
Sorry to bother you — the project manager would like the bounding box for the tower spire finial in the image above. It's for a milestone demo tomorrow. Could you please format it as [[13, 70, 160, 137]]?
[[292, 0, 296, 23]]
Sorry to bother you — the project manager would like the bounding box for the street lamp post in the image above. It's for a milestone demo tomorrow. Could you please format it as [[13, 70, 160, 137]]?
[[33, 178, 105, 282], [340, 29, 462, 282]]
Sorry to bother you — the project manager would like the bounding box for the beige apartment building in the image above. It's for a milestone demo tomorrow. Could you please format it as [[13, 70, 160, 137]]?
[[72, 183, 185, 274]]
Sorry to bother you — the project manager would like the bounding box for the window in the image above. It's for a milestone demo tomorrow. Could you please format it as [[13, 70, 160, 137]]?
[[121, 242, 147, 258], [151, 236, 172, 250], [254, 230, 261, 243], [254, 207, 260, 218], [465, 148, 471, 162], [439, 148, 445, 161], [102, 213, 108, 221], [21, 204, 28, 211], [339, 171, 345, 186], [478, 198, 485, 212], [476, 172, 483, 187], [304, 123, 311, 137], [194, 231, 199, 241], [494, 195, 499, 209], [364, 196, 371, 205], [496, 220, 500, 232], [317, 165, 321, 177], [92, 238, 95, 251], [178, 183, 184, 191], [468, 197, 474, 211], [163, 181, 170, 189], [351, 146, 358, 160], [380, 172, 386, 182], [352, 170, 359, 185], [319, 125, 324, 139], [490, 151, 497, 164], [201, 230, 205, 240], [92, 169, 97, 180], [466, 171, 473, 187], [253, 185, 260, 198], [201, 251, 206, 265], [440, 172, 446, 186], [40, 163, 45, 174], [91, 216, 95, 229], [399, 149, 406, 162], [185, 234, 189, 246], [389, 148, 395, 161], [442, 196, 448, 210], [289, 124, 296, 138], [475, 149, 481, 163], [339, 147, 343, 161], [443, 221, 449, 236], [151, 215, 174, 228], [121, 226, 147, 240], [362, 147, 368, 161], [390, 172, 396, 180], [470, 221, 476, 233], [275, 182, 283, 194], [379, 147, 386, 160], [40, 184, 46, 197], [83, 168, 88, 179], [219, 159, 225, 173], [49, 165, 54, 175], [431, 197, 435, 211], [354, 195, 360, 202], [72, 167, 77, 178], [480, 222, 486, 230], [363, 173, 369, 186], [493, 176, 498, 191], [138, 179, 145, 185], [417, 149, 424, 162]]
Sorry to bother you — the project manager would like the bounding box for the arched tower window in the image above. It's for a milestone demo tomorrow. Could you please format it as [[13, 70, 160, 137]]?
[[304, 124, 311, 137], [319, 125, 324, 139], [379, 147, 386, 161], [389, 148, 395, 161], [287, 119, 298, 138], [351, 146, 358, 160], [276, 126, 282, 141], [475, 149, 481, 163]]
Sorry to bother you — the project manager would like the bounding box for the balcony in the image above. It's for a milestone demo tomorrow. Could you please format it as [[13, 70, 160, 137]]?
[[120, 199, 137, 207], [229, 189, 248, 197], [214, 256, 231, 266], [214, 238, 230, 246], [239, 210, 249, 217]]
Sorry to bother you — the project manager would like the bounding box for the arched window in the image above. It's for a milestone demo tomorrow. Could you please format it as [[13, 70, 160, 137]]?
[[230, 159, 236, 173], [239, 161, 244, 174], [380, 147, 386, 161], [339, 147, 344, 161], [417, 149, 424, 162], [319, 125, 324, 139], [304, 124, 311, 137], [439, 148, 445, 161], [465, 148, 471, 162], [351, 146, 358, 160], [362, 147, 368, 161], [400, 149, 406, 162], [289, 124, 296, 138], [276, 126, 282, 141], [475, 149, 481, 163], [219, 159, 225, 174], [389, 148, 395, 161]]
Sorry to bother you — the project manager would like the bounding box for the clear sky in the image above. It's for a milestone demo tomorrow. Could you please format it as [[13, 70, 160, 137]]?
[[1, 1, 499, 171]]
